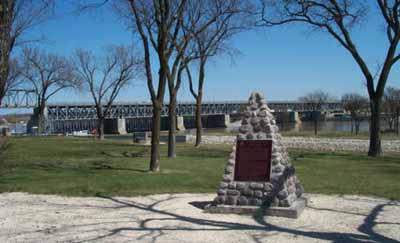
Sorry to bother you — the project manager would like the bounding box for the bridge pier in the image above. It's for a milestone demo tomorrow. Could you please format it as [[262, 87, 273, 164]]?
[[298, 111, 325, 122], [294, 112, 301, 123], [177, 116, 185, 131], [224, 115, 231, 128], [183, 114, 230, 129], [273, 111, 301, 123], [27, 107, 49, 134], [117, 118, 127, 135]]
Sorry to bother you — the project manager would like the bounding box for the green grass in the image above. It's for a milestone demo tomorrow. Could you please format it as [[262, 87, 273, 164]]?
[[291, 150, 400, 200], [0, 137, 399, 200], [0, 137, 230, 196]]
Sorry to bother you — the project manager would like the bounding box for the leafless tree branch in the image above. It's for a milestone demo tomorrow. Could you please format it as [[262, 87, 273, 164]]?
[[73, 45, 143, 139], [0, 0, 54, 105]]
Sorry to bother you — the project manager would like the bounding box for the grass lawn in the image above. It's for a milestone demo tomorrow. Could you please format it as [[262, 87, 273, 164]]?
[[0, 137, 399, 200], [0, 137, 6, 150]]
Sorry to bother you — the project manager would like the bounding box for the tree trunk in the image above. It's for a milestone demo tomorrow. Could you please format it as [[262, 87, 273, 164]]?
[[313, 111, 318, 135], [396, 108, 399, 135], [353, 113, 360, 135], [388, 115, 394, 131], [0, 44, 10, 107], [37, 98, 46, 134], [368, 100, 382, 156], [168, 92, 177, 157], [350, 119, 354, 134], [194, 61, 206, 147], [97, 118, 105, 140], [0, 72, 6, 106], [150, 102, 161, 172], [38, 111, 44, 134], [0, 86, 4, 106], [355, 119, 360, 135], [195, 95, 203, 147], [95, 105, 105, 140]]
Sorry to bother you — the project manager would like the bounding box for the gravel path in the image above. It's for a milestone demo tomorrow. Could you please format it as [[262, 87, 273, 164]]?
[[0, 193, 399, 243], [199, 135, 400, 153]]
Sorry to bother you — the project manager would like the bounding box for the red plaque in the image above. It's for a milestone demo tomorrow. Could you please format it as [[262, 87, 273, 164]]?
[[234, 140, 272, 181]]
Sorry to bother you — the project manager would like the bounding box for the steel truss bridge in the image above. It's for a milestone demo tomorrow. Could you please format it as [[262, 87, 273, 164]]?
[[0, 89, 343, 119], [1, 89, 36, 108], [46, 101, 343, 121]]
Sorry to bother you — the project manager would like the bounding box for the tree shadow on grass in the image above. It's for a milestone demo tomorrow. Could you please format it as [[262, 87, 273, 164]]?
[[24, 162, 149, 174], [101, 149, 148, 158], [98, 142, 149, 148], [66, 195, 399, 243], [90, 165, 149, 173], [177, 147, 230, 159]]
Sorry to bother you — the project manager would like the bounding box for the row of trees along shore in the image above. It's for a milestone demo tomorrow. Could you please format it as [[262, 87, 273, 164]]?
[[1, 1, 400, 172], [301, 88, 400, 136], [2, 46, 143, 136]]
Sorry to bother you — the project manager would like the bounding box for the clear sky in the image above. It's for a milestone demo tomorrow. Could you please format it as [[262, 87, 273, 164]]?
[[15, 1, 400, 104]]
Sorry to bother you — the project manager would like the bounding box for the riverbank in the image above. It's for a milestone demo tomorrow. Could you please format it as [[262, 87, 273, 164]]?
[[199, 135, 400, 153]]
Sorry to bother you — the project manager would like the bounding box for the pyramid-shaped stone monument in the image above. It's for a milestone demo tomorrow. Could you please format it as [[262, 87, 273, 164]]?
[[206, 92, 305, 218]]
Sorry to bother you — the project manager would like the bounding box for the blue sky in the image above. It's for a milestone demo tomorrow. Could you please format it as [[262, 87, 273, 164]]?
[[16, 1, 400, 104]]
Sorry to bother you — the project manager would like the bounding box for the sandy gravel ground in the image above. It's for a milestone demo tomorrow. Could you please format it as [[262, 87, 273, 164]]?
[[0, 193, 399, 243]]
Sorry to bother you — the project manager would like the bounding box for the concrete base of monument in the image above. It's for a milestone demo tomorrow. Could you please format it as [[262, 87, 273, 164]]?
[[204, 197, 308, 219]]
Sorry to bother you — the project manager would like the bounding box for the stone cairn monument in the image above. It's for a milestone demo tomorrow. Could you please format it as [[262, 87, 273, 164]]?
[[206, 92, 305, 217]]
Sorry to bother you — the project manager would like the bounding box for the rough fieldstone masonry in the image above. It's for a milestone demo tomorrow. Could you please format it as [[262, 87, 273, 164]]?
[[212, 92, 304, 208]]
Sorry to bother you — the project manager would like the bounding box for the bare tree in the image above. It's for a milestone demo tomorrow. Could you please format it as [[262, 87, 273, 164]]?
[[383, 86, 400, 134], [73, 0, 176, 170], [165, 0, 252, 155], [3, 58, 21, 96], [125, 0, 189, 171], [299, 90, 332, 135], [73, 46, 142, 140], [75, 0, 252, 169], [342, 93, 369, 134], [259, 1, 400, 156], [164, 0, 201, 158], [184, 1, 253, 147], [124, 0, 241, 167], [137, 0, 248, 158], [20, 47, 78, 133], [0, 0, 54, 105]]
